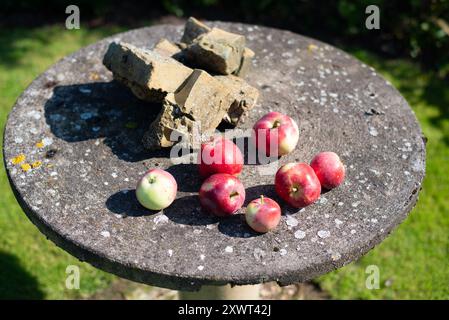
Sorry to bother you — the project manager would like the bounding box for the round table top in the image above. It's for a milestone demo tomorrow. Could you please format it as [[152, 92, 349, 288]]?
[[3, 22, 426, 291]]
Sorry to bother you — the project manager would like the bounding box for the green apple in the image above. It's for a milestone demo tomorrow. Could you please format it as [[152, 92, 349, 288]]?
[[136, 169, 177, 210]]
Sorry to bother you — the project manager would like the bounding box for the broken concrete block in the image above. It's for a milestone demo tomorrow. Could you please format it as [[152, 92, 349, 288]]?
[[143, 69, 233, 149], [142, 95, 196, 148], [183, 28, 246, 75], [103, 42, 193, 102], [181, 17, 211, 44], [234, 47, 255, 77], [215, 75, 259, 125], [153, 38, 186, 63], [153, 38, 182, 57]]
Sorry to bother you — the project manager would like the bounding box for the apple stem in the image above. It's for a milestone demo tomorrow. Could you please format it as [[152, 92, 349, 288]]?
[[272, 120, 281, 128], [260, 195, 264, 204], [292, 187, 298, 193], [230, 191, 239, 198]]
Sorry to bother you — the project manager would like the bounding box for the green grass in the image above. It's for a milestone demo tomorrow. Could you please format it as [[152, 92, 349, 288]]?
[[0, 25, 125, 299], [0, 25, 448, 299]]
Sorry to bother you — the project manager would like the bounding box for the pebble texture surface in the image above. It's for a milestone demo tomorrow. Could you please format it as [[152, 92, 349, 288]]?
[[3, 23, 426, 291]]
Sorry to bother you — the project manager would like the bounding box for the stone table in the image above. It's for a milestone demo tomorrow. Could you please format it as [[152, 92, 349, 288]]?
[[3, 23, 426, 299]]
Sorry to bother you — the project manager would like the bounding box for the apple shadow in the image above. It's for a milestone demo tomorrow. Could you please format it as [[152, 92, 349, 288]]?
[[243, 184, 279, 206], [105, 189, 159, 217], [217, 213, 259, 238], [165, 163, 202, 193], [163, 195, 219, 226]]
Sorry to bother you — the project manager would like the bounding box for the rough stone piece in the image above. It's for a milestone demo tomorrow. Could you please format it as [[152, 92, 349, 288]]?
[[215, 75, 259, 125], [181, 17, 211, 44], [142, 95, 196, 148], [183, 28, 246, 75], [143, 69, 232, 149], [234, 47, 255, 77], [153, 38, 182, 57], [103, 42, 193, 102]]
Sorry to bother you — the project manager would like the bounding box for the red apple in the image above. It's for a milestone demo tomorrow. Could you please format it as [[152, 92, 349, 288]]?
[[252, 111, 299, 157], [199, 173, 245, 217], [310, 151, 345, 189], [275, 163, 321, 208], [245, 196, 281, 233], [198, 136, 244, 178], [136, 168, 177, 210]]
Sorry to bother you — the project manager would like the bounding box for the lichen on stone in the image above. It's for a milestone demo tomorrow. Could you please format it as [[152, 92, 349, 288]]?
[[11, 154, 26, 165], [20, 163, 31, 172], [31, 161, 42, 169]]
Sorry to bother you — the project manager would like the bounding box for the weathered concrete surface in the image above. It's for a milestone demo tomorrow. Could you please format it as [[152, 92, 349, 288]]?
[[103, 42, 193, 102], [3, 23, 426, 291]]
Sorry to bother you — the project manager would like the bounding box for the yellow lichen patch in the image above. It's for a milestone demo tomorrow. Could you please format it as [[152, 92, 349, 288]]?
[[125, 122, 138, 129], [11, 154, 26, 165], [36, 141, 44, 148], [308, 44, 318, 52], [89, 72, 100, 81], [21, 163, 31, 172], [31, 161, 42, 169]]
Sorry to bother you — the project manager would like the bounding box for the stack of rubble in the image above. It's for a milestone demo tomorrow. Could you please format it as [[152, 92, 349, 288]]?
[[102, 17, 259, 149]]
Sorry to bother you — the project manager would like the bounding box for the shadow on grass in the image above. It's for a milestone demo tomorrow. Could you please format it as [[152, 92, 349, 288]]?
[[422, 77, 449, 145], [392, 67, 449, 145], [0, 252, 44, 299]]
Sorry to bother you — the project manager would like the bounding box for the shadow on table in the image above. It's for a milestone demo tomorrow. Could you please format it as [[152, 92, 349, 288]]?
[[164, 195, 219, 226], [165, 163, 202, 193], [0, 252, 44, 299], [165, 184, 286, 238], [164, 195, 259, 238], [44, 81, 170, 162], [243, 184, 279, 206], [106, 183, 298, 237], [105, 188, 258, 238], [106, 189, 158, 217], [215, 184, 283, 238]]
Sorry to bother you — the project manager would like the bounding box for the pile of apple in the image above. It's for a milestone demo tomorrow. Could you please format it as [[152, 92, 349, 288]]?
[[136, 111, 345, 233]]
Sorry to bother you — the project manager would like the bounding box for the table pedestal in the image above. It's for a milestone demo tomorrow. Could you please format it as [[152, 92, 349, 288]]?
[[179, 284, 261, 300]]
